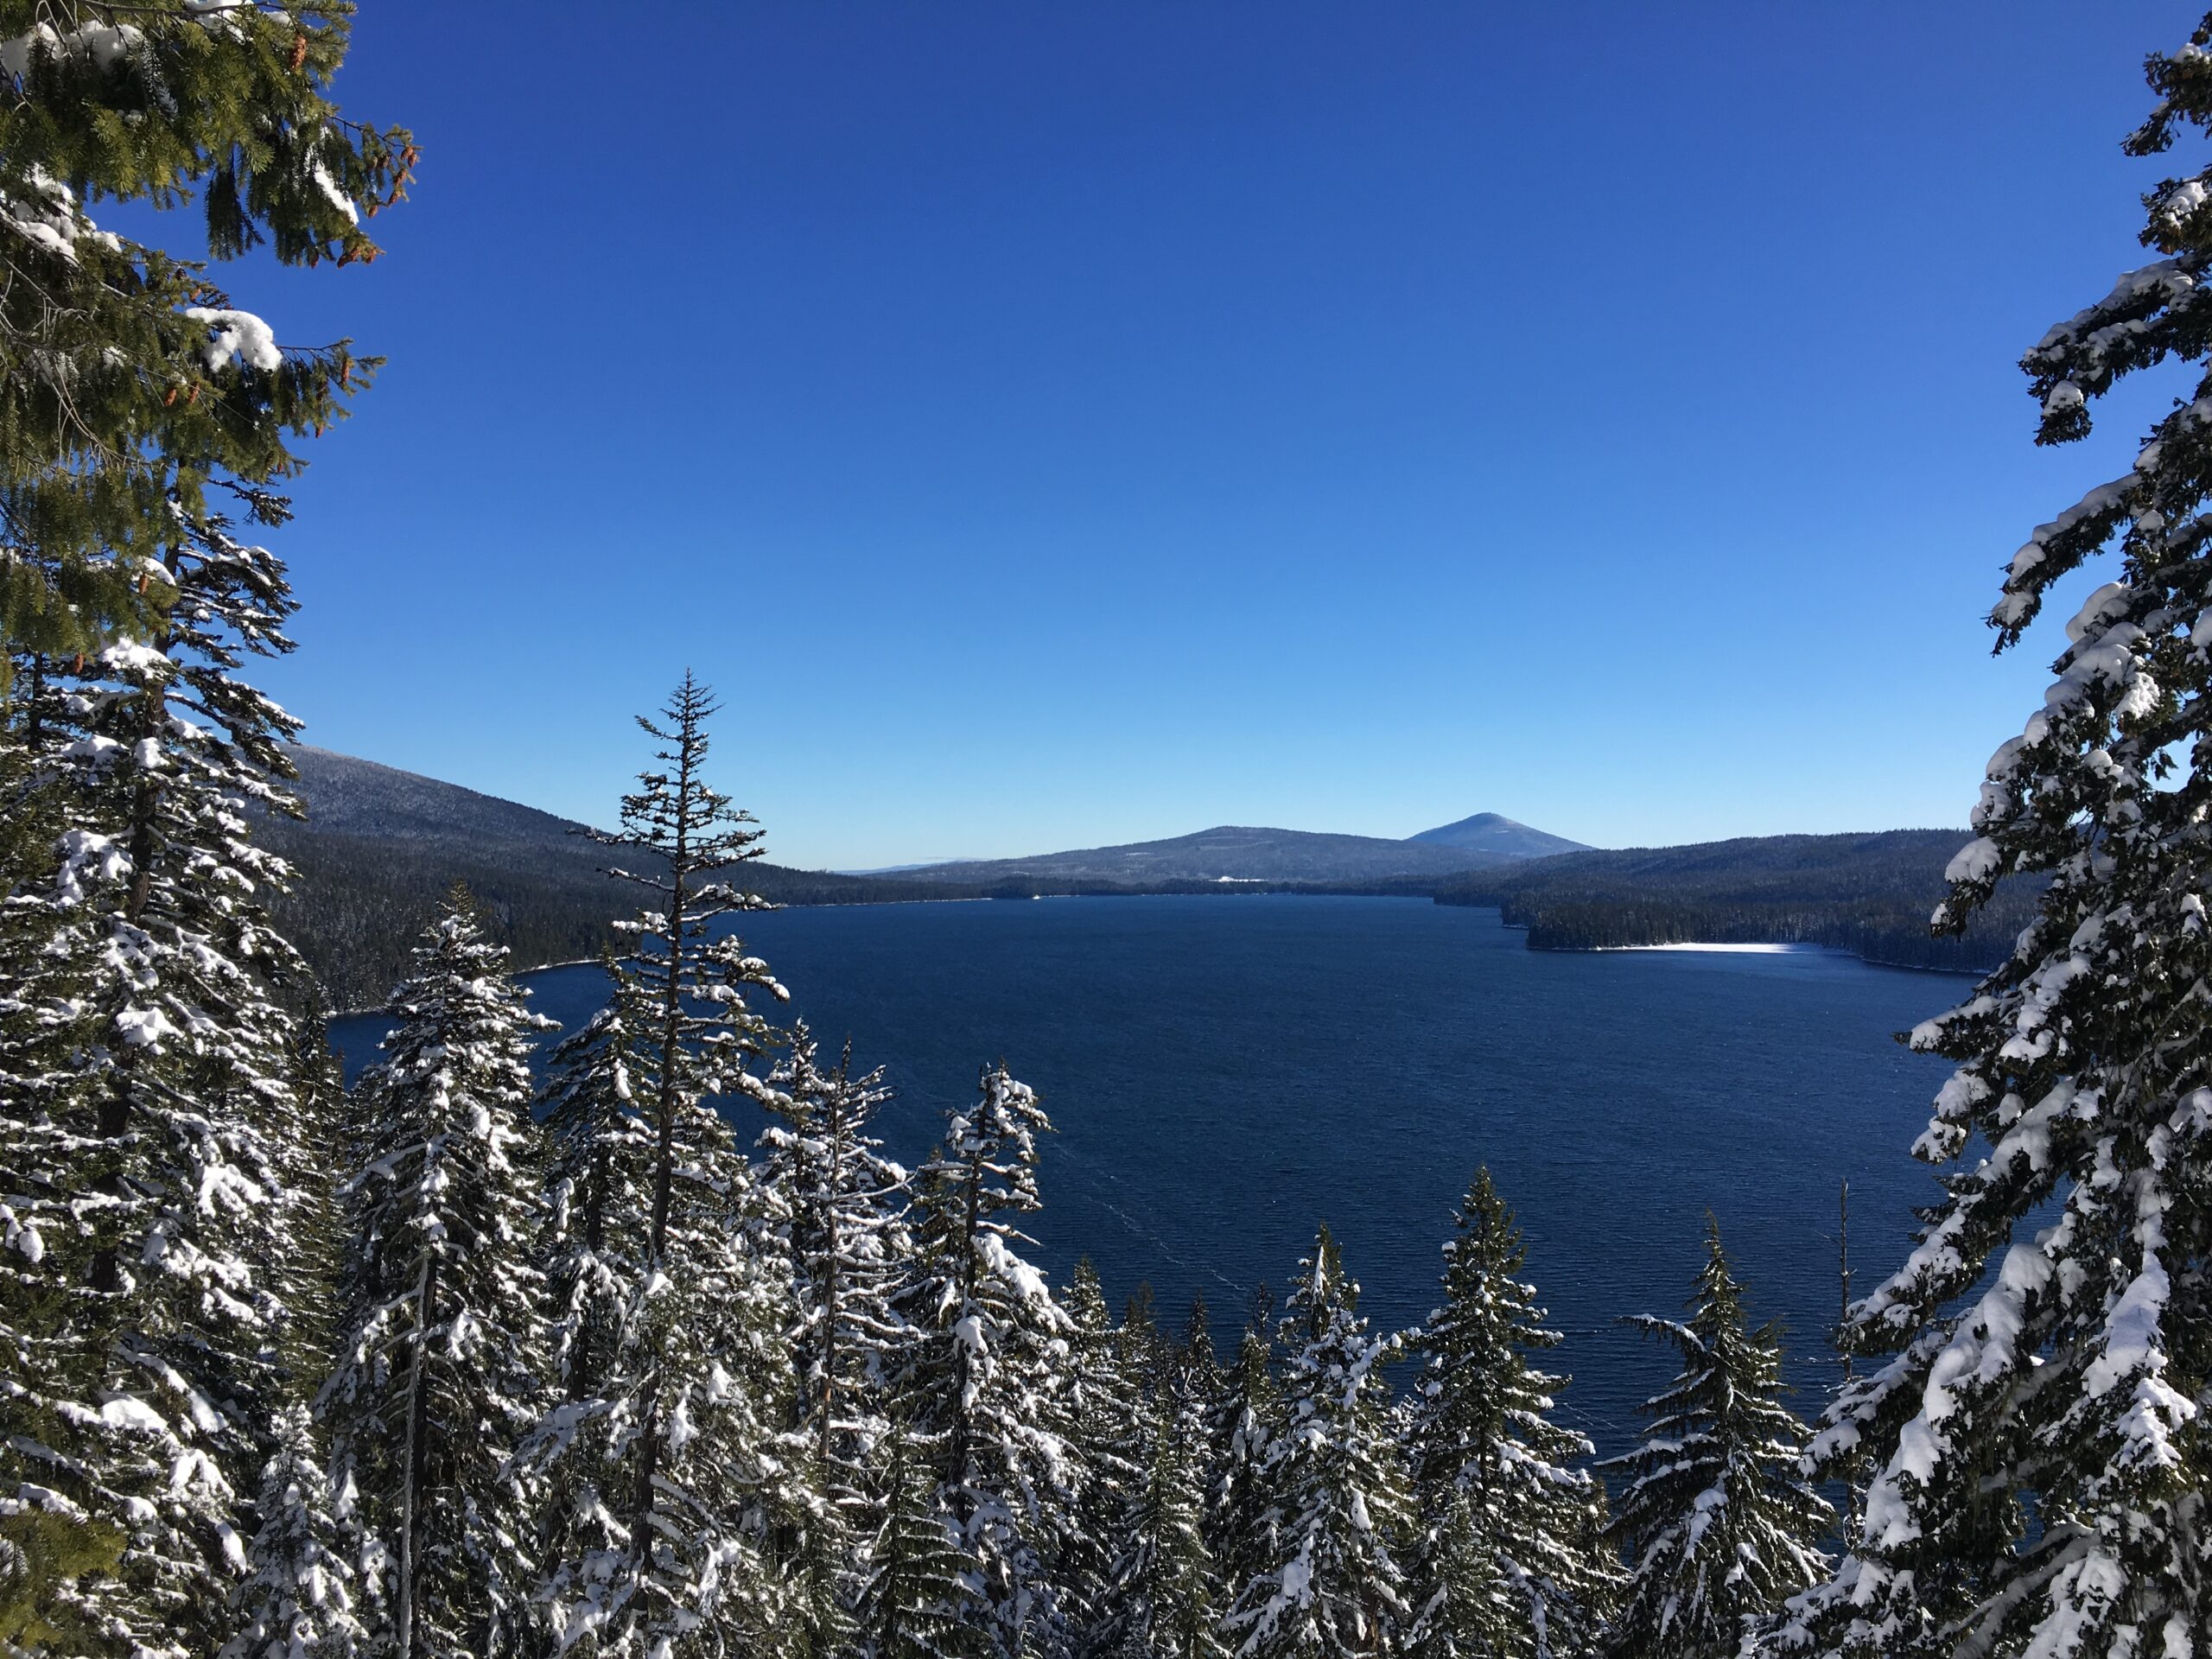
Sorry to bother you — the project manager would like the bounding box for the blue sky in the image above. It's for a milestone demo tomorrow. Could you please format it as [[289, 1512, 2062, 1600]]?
[[222, 2, 2199, 868]]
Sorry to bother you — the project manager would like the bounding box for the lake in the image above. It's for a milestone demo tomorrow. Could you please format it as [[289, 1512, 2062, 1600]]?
[[329, 893, 1958, 1459]]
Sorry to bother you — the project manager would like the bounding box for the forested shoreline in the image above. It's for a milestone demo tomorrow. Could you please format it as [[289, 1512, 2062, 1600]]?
[[5, 5, 2211, 1658], [268, 754, 2028, 1008], [1429, 834, 2038, 973]]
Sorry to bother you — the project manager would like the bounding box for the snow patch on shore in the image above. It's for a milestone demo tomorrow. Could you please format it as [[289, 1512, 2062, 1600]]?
[[1600, 942, 1821, 955]]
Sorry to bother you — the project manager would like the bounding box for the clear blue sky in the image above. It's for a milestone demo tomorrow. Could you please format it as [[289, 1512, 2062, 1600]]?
[[227, 1, 2199, 869]]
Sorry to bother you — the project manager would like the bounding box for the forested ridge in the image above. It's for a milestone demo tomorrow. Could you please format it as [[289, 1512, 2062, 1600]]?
[[1428, 832, 2042, 971], [261, 748, 985, 1008], [270, 747, 2034, 1001], [3, 6, 2211, 1659]]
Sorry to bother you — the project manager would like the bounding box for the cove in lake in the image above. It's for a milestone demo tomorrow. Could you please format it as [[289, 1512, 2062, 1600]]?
[[329, 894, 1956, 1459]]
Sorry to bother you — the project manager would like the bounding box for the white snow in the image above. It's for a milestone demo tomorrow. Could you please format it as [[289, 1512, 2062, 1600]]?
[[1946, 837, 2002, 885], [181, 307, 283, 373], [1600, 942, 1818, 955]]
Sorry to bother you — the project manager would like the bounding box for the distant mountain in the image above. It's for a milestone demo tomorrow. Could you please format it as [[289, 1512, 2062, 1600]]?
[[249, 748, 2019, 990], [885, 823, 1535, 887], [1407, 812, 1590, 858], [261, 747, 979, 1009]]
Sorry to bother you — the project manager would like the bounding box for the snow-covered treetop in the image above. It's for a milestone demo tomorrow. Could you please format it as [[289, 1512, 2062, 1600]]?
[[931, 1059, 1053, 1224]]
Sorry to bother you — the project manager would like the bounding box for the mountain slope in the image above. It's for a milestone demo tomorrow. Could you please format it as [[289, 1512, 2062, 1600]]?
[[1406, 811, 1590, 858], [884, 823, 1522, 887], [261, 747, 979, 1008]]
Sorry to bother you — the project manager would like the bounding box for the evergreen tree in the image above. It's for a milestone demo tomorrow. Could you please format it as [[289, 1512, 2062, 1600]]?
[[1403, 1171, 1618, 1659], [537, 955, 656, 1417], [1111, 1330, 1228, 1659], [226, 1403, 366, 1659], [1062, 1257, 1142, 1653], [860, 1430, 985, 1659], [1225, 1227, 1411, 1659], [1, 0, 411, 666], [899, 1062, 1077, 1658], [0, 511, 324, 1657], [320, 891, 550, 1659], [1406, 1491, 1512, 1659], [1205, 1305, 1281, 1643], [522, 675, 798, 1656], [756, 1021, 914, 1556], [1599, 1220, 1827, 1659], [1781, 15, 2212, 1656], [1175, 1298, 1224, 1408]]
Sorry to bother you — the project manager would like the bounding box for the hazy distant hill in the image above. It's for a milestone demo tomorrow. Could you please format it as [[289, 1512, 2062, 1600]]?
[[1407, 811, 1590, 858], [261, 747, 981, 1008], [884, 823, 1533, 887], [253, 748, 2022, 995], [1432, 830, 2038, 972]]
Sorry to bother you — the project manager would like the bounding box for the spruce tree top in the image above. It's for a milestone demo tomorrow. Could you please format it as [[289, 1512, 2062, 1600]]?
[[1802, 12, 2212, 1654], [1412, 1166, 1590, 1490], [1602, 1219, 1828, 1659], [2, 1, 412, 661]]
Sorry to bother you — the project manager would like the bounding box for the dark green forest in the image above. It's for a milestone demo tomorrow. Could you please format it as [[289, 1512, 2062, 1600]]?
[[1429, 832, 2038, 971]]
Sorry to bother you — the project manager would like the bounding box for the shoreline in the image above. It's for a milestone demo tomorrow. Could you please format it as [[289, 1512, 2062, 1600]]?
[[327, 892, 1986, 1017]]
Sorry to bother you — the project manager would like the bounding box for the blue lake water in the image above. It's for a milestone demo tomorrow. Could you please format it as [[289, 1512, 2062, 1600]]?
[[328, 894, 1959, 1459]]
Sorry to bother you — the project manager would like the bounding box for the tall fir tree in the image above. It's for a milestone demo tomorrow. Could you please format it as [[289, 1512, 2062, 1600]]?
[[1781, 15, 2212, 1657], [1599, 1220, 1827, 1659], [755, 1021, 915, 1586], [899, 1062, 1077, 1658], [859, 1428, 986, 1659], [0, 511, 326, 1657], [1225, 1227, 1411, 1659], [320, 890, 550, 1659], [1109, 1317, 1228, 1659], [1406, 1491, 1513, 1659], [1403, 1171, 1618, 1659], [522, 675, 799, 1656], [1205, 1303, 1281, 1648], [1061, 1256, 1142, 1654], [1, 0, 411, 667], [537, 954, 657, 1422], [226, 1402, 366, 1659]]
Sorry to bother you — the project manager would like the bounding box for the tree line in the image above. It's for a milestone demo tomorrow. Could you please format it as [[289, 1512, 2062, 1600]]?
[[3, 660, 1841, 1659], [4, 4, 2209, 1656], [1431, 836, 2042, 972]]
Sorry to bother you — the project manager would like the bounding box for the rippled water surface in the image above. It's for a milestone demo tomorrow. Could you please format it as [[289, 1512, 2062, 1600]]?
[[330, 894, 1960, 1457]]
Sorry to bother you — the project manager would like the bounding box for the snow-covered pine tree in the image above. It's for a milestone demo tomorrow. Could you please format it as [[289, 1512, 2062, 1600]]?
[[1403, 1169, 1618, 1659], [0, 510, 327, 1658], [1061, 1257, 1143, 1653], [1176, 1298, 1224, 1408], [1599, 1219, 1827, 1659], [1110, 1319, 1228, 1659], [537, 953, 657, 1419], [1205, 1304, 1281, 1646], [1405, 1491, 1511, 1659], [756, 1021, 914, 1536], [226, 1403, 365, 1659], [523, 674, 800, 1656], [1, 0, 411, 667], [1777, 16, 2212, 1657], [898, 1061, 1077, 1658], [754, 1020, 917, 1653], [860, 1428, 986, 1659], [1225, 1227, 1412, 1659], [320, 889, 550, 1659]]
